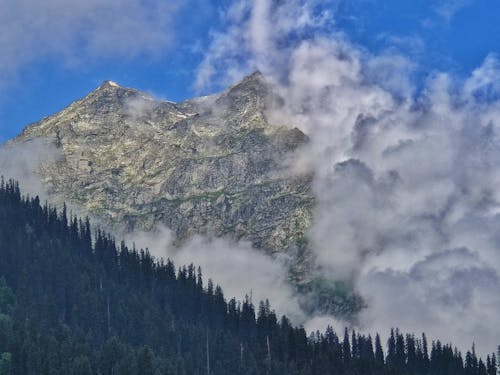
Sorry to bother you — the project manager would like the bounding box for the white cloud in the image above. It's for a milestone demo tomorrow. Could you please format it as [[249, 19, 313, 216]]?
[[0, 0, 184, 92], [0, 138, 60, 199], [194, 0, 335, 93], [358, 247, 500, 354], [198, 0, 500, 356]]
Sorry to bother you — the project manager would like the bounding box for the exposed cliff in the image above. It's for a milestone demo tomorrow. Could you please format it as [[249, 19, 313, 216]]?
[[15, 73, 314, 256]]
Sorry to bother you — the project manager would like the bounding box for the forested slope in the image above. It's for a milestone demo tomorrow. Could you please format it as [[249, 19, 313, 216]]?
[[0, 179, 497, 374]]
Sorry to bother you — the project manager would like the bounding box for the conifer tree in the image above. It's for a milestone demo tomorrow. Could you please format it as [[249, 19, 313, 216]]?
[[343, 327, 351, 364], [375, 333, 384, 367]]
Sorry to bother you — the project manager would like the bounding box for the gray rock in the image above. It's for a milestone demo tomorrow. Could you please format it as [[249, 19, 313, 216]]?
[[14, 73, 314, 256]]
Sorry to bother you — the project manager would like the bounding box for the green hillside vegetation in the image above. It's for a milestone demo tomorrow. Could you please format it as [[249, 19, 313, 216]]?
[[0, 178, 497, 374]]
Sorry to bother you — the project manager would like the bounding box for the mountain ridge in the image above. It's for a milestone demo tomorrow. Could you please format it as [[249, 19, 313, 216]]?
[[12, 73, 315, 258]]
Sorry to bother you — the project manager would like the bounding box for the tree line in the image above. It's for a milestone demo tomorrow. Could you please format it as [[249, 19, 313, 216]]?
[[0, 178, 498, 374]]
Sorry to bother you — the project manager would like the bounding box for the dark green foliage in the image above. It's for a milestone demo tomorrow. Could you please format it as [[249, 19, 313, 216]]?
[[0, 178, 497, 374]]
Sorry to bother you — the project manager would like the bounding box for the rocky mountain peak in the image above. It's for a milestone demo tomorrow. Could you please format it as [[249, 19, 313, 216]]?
[[92, 79, 140, 99], [12, 73, 314, 261], [90, 80, 156, 104], [208, 71, 283, 129], [100, 80, 121, 89], [228, 70, 266, 93]]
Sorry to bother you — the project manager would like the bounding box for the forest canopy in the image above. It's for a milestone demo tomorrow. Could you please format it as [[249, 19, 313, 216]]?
[[0, 178, 497, 375]]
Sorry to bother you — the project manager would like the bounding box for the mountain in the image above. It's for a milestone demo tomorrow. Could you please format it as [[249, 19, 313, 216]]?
[[7, 73, 366, 317], [13, 73, 313, 256]]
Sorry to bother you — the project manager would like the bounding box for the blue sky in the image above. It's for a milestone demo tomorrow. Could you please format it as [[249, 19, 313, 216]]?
[[0, 0, 499, 141]]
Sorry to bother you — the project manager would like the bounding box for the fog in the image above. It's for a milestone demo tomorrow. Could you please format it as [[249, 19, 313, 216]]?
[[0, 138, 60, 200]]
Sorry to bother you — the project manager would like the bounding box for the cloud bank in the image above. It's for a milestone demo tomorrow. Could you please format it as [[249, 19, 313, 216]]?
[[196, 0, 500, 355]]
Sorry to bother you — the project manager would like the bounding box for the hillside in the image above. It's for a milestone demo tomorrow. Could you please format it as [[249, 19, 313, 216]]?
[[0, 179, 496, 375]]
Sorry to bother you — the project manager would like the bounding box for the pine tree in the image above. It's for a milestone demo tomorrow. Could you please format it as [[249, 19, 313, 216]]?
[[343, 327, 351, 364], [351, 330, 358, 360], [487, 354, 497, 375], [406, 334, 417, 372], [387, 328, 396, 368], [375, 333, 384, 367], [422, 333, 430, 371]]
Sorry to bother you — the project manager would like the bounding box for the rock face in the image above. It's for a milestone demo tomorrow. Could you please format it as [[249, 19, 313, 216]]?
[[14, 73, 314, 255]]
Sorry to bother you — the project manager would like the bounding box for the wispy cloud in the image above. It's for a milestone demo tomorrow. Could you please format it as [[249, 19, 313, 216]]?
[[0, 0, 185, 92], [434, 0, 474, 24], [194, 0, 336, 93], [0, 138, 60, 198]]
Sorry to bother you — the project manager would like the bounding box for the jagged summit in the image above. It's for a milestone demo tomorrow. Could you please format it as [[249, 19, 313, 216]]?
[[222, 71, 270, 99], [94, 80, 148, 97], [229, 70, 266, 89], [91, 79, 145, 99], [207, 71, 283, 128], [94, 80, 140, 96], [97, 80, 122, 90], [102, 80, 120, 88], [12, 74, 313, 257]]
